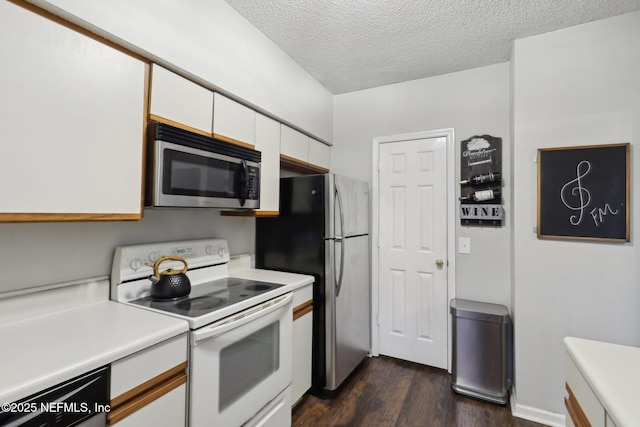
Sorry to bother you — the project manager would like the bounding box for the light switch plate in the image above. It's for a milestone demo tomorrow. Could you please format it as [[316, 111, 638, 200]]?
[[458, 237, 471, 254]]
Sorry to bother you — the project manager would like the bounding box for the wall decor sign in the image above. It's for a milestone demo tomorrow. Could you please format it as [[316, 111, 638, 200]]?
[[537, 143, 630, 242], [460, 135, 503, 226]]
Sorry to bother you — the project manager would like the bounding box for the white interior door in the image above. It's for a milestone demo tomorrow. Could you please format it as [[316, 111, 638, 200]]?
[[377, 136, 448, 369]]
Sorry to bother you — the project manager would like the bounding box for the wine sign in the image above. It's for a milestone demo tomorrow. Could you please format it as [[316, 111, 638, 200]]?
[[460, 135, 503, 226], [537, 143, 630, 242]]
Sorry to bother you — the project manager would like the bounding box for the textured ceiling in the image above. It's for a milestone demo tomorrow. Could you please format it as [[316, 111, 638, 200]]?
[[224, 0, 640, 94]]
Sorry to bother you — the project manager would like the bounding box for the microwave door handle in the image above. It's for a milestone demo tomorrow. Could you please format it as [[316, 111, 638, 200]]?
[[239, 159, 248, 207]]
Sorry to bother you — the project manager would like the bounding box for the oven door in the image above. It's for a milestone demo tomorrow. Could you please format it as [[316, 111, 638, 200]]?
[[189, 293, 292, 427], [152, 140, 260, 209]]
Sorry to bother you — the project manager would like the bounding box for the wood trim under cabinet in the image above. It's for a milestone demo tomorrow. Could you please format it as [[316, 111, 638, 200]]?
[[213, 133, 255, 149], [148, 114, 212, 138], [293, 299, 313, 321], [565, 383, 592, 427], [0, 213, 142, 223], [280, 154, 329, 175], [220, 210, 279, 217], [108, 361, 187, 425], [147, 116, 257, 151]]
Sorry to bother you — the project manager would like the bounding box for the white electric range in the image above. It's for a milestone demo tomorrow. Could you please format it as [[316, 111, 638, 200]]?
[[111, 238, 294, 427]]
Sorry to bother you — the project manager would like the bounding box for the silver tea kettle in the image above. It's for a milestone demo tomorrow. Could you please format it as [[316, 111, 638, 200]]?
[[147, 255, 191, 300]]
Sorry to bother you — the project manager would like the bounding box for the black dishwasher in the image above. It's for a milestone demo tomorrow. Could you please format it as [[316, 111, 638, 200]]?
[[0, 365, 110, 427]]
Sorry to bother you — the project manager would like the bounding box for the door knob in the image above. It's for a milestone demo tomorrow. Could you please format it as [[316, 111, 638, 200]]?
[[435, 259, 444, 267]]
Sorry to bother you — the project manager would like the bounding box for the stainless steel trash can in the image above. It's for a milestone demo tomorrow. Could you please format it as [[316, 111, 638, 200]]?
[[450, 299, 512, 404]]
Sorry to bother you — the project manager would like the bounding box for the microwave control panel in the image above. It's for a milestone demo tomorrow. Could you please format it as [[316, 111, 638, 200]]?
[[247, 166, 260, 200]]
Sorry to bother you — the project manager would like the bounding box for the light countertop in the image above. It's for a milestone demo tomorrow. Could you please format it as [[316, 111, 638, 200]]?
[[0, 299, 188, 404], [0, 267, 312, 406], [231, 267, 314, 292], [564, 336, 640, 427]]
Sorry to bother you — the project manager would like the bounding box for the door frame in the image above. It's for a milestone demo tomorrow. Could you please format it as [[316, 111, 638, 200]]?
[[371, 128, 456, 371]]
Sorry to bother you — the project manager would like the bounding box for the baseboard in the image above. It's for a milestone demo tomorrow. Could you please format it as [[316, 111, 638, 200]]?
[[510, 389, 565, 427]]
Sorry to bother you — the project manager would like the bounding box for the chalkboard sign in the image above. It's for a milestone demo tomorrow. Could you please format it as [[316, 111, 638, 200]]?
[[537, 143, 630, 242]]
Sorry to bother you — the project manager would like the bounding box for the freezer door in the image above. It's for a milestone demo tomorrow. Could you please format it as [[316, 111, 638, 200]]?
[[333, 175, 370, 238], [325, 234, 371, 391]]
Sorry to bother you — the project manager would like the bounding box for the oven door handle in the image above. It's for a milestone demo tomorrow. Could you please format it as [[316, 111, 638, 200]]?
[[191, 293, 292, 344]]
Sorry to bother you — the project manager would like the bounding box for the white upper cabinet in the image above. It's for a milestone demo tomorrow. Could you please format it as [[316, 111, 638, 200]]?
[[150, 64, 214, 135], [254, 114, 280, 213], [0, 1, 146, 220], [213, 93, 256, 146], [308, 138, 331, 170], [281, 125, 331, 172], [280, 125, 309, 162]]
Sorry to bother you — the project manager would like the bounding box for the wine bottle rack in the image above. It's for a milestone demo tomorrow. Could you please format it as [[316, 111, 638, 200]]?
[[459, 135, 503, 226]]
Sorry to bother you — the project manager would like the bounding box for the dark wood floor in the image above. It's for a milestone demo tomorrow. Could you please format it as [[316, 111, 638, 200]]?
[[292, 356, 548, 427]]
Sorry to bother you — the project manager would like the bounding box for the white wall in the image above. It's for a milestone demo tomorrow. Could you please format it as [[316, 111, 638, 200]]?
[[512, 11, 640, 420], [33, 0, 333, 142], [333, 63, 512, 308], [0, 210, 255, 293]]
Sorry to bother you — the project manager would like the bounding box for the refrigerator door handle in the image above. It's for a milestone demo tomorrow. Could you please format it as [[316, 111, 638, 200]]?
[[334, 236, 345, 297], [335, 183, 346, 297]]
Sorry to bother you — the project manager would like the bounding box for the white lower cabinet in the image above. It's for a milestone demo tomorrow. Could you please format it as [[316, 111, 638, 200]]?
[[566, 355, 605, 427], [112, 383, 187, 427], [292, 283, 313, 406], [109, 334, 188, 426], [565, 350, 618, 427]]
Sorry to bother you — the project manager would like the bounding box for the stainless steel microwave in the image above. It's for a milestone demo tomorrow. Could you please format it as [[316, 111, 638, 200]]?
[[146, 122, 260, 209]]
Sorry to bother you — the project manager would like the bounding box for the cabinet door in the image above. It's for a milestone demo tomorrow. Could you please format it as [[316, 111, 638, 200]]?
[[292, 312, 313, 405], [0, 2, 145, 220], [110, 334, 187, 398], [254, 114, 280, 214], [292, 284, 313, 405], [110, 334, 188, 426], [112, 383, 186, 427], [566, 356, 605, 427], [213, 93, 256, 147], [308, 138, 331, 170], [150, 64, 214, 135], [280, 125, 309, 163]]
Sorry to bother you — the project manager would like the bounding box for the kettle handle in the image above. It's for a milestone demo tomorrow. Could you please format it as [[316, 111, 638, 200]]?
[[153, 255, 189, 276]]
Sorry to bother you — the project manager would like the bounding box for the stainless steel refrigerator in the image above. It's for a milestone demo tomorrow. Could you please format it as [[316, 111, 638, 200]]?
[[255, 173, 371, 395]]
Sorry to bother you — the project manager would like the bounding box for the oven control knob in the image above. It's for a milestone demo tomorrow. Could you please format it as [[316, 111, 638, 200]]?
[[217, 247, 225, 258], [148, 251, 160, 262], [130, 258, 143, 271], [205, 245, 213, 255]]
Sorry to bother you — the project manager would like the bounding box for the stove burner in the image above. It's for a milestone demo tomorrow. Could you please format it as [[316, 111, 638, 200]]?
[[244, 284, 271, 292], [128, 277, 284, 319], [176, 295, 228, 311], [150, 294, 189, 302]]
